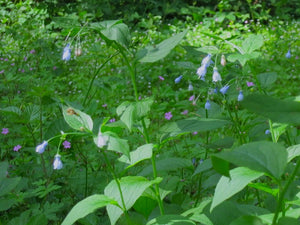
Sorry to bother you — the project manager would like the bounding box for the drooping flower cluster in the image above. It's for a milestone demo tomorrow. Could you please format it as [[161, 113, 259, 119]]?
[[196, 54, 212, 80], [62, 44, 71, 61]]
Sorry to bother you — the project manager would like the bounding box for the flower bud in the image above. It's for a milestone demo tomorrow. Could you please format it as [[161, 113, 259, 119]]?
[[221, 55, 226, 66]]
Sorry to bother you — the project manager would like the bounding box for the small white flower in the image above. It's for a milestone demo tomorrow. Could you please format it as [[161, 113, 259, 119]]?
[[53, 154, 63, 170], [36, 141, 48, 154], [196, 65, 207, 79], [188, 83, 193, 91], [201, 54, 212, 67], [97, 132, 108, 148], [212, 67, 222, 82]]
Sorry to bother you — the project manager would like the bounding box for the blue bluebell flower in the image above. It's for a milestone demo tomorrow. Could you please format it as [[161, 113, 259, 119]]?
[[53, 154, 63, 170], [188, 83, 193, 91], [286, 49, 291, 59], [62, 44, 71, 61], [36, 141, 48, 154], [220, 85, 230, 95], [212, 67, 222, 82], [175, 75, 183, 84], [201, 54, 212, 67], [205, 100, 211, 110], [238, 91, 244, 101], [265, 129, 271, 135], [196, 65, 207, 80]]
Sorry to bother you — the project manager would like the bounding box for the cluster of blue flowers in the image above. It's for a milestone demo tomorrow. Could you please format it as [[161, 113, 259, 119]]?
[[35, 141, 63, 170]]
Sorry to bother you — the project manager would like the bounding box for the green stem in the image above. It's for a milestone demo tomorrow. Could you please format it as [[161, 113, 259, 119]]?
[[272, 157, 300, 224], [120, 47, 164, 215], [83, 51, 120, 106], [102, 151, 128, 216]]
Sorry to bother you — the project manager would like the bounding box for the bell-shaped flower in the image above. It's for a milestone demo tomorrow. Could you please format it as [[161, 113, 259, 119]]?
[[53, 154, 63, 170], [221, 54, 226, 66], [97, 132, 108, 148], [62, 44, 71, 61], [220, 85, 230, 95], [212, 67, 222, 82], [188, 83, 193, 91], [205, 100, 211, 110], [238, 91, 244, 101], [286, 49, 291, 59], [196, 65, 207, 80], [36, 141, 48, 154], [175, 75, 183, 84], [201, 54, 212, 67]]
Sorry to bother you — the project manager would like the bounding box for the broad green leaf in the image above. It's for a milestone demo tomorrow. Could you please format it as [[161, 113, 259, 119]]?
[[287, 144, 300, 162], [26, 214, 48, 225], [118, 144, 153, 169], [241, 34, 264, 53], [227, 52, 260, 66], [211, 167, 263, 211], [62, 106, 93, 131], [257, 72, 277, 88], [0, 106, 22, 116], [138, 30, 187, 63], [159, 117, 230, 141], [211, 157, 230, 177], [133, 196, 157, 219], [91, 20, 131, 47], [211, 141, 287, 179], [116, 101, 136, 131], [139, 157, 193, 176], [146, 215, 196, 225], [259, 208, 300, 224], [104, 176, 162, 225], [195, 46, 219, 54], [0, 162, 8, 180], [248, 183, 279, 196], [0, 199, 17, 211], [193, 159, 212, 177], [272, 122, 288, 143], [61, 194, 118, 225], [0, 177, 21, 197], [230, 215, 265, 225], [136, 98, 154, 118], [107, 135, 130, 159], [242, 94, 300, 125], [277, 217, 300, 225]]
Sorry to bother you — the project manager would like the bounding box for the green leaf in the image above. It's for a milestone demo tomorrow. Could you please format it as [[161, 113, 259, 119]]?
[[277, 217, 300, 225], [104, 176, 162, 225], [138, 30, 187, 63], [26, 214, 48, 225], [272, 122, 288, 143], [61, 194, 119, 225], [241, 34, 264, 53], [211, 167, 263, 211], [0, 199, 17, 211], [287, 144, 300, 162], [107, 135, 130, 159], [210, 156, 230, 177], [91, 20, 131, 47], [116, 101, 136, 131], [227, 52, 260, 66], [136, 98, 154, 118], [0, 177, 21, 197], [211, 141, 287, 179], [0, 162, 8, 180], [242, 94, 300, 125], [62, 106, 93, 131], [118, 144, 153, 169], [257, 72, 277, 89], [159, 117, 230, 141], [193, 159, 212, 177], [248, 183, 279, 196], [0, 106, 22, 116], [195, 46, 219, 55], [229, 215, 265, 225], [133, 196, 157, 219], [139, 158, 193, 176], [146, 215, 196, 225]]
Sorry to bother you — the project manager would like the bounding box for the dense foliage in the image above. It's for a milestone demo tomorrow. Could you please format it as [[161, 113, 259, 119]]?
[[1, 0, 300, 225]]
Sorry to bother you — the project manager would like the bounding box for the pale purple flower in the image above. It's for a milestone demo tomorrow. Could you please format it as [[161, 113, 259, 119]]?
[[192, 131, 198, 135], [189, 95, 195, 101], [109, 118, 116, 123], [220, 85, 230, 95], [13, 145, 22, 152], [238, 91, 244, 101], [205, 100, 211, 110], [247, 82, 254, 87], [212, 67, 222, 82], [29, 68, 33, 71], [196, 65, 207, 79], [102, 104, 107, 108], [30, 50, 35, 54], [63, 140, 71, 149], [53, 66, 57, 70], [62, 44, 71, 61], [53, 154, 63, 170], [201, 54, 212, 67], [21, 69, 25, 73], [24, 56, 28, 61], [158, 76, 164, 81], [286, 49, 291, 59], [4, 58, 8, 61], [181, 110, 188, 115], [11, 63, 15, 66], [2, 128, 9, 135], [175, 75, 183, 84], [165, 112, 173, 120], [36, 141, 48, 154]]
